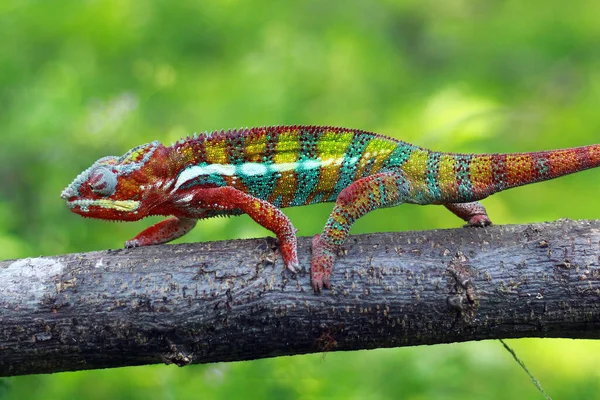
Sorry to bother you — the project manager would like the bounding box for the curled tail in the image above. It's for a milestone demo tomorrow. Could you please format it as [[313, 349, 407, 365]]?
[[426, 144, 600, 203]]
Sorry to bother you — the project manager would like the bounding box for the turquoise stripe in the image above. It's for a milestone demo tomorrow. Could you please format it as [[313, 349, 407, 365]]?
[[426, 152, 442, 200], [291, 127, 324, 205], [455, 154, 474, 199], [382, 143, 416, 169], [331, 133, 372, 201], [239, 166, 278, 200]]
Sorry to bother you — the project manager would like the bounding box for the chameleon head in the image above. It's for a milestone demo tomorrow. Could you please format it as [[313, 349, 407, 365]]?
[[61, 141, 163, 221]]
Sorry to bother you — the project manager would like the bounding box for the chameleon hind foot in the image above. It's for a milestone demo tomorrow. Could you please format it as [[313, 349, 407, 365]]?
[[310, 234, 338, 292], [464, 214, 492, 227], [444, 202, 492, 227], [125, 217, 198, 247]]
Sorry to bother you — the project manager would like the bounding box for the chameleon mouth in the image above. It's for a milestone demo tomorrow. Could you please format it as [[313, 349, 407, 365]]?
[[66, 199, 141, 213]]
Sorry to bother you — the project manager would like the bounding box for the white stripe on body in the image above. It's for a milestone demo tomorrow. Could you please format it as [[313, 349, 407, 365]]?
[[174, 164, 236, 190], [173, 158, 349, 191]]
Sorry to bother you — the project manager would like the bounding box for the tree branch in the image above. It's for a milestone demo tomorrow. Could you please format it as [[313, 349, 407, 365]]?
[[2, 219, 600, 377]]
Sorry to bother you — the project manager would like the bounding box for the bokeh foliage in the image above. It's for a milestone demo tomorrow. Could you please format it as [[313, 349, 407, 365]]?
[[1, 0, 600, 398]]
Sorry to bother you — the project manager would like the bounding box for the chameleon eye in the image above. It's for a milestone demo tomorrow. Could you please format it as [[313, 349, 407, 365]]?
[[88, 166, 117, 196]]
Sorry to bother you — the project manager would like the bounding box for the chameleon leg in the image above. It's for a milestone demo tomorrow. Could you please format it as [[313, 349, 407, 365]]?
[[187, 186, 299, 272], [125, 216, 198, 247], [444, 202, 492, 227], [312, 171, 410, 292]]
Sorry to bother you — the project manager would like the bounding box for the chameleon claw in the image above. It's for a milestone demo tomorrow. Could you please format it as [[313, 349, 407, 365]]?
[[286, 259, 298, 274], [311, 273, 324, 293], [464, 214, 492, 227], [124, 239, 141, 248], [310, 234, 336, 293], [277, 238, 299, 274], [311, 272, 332, 293]]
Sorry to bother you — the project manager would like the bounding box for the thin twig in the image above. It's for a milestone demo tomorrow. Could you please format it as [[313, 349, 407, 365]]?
[[499, 339, 552, 400]]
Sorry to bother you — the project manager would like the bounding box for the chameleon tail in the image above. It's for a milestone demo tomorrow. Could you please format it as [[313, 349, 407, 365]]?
[[467, 144, 600, 199]]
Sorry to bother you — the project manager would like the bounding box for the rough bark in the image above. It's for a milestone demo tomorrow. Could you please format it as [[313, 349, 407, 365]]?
[[1, 219, 600, 377]]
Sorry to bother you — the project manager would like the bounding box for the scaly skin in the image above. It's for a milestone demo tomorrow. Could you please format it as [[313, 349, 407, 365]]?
[[61, 125, 600, 292]]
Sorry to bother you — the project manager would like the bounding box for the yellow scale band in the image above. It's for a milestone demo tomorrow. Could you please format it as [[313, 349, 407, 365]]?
[[402, 149, 429, 196], [270, 130, 301, 205], [506, 154, 534, 186], [469, 155, 492, 193], [244, 134, 266, 163], [313, 131, 354, 196], [437, 154, 457, 196], [205, 137, 228, 164]]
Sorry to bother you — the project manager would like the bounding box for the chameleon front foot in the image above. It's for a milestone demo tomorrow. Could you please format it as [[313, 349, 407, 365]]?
[[464, 214, 492, 227], [310, 234, 338, 293], [124, 217, 198, 248], [277, 237, 299, 273]]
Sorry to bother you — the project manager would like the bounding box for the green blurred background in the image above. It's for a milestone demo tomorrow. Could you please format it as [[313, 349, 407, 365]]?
[[1, 0, 600, 399]]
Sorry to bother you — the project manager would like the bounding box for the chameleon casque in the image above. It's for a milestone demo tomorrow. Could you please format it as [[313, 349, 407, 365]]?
[[61, 125, 600, 292]]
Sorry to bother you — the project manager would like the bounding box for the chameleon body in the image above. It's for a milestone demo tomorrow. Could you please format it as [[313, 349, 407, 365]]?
[[61, 125, 600, 291]]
